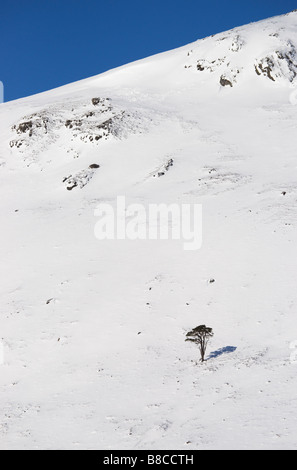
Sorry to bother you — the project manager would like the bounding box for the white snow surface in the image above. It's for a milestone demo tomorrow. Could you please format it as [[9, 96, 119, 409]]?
[[1, 11, 297, 449]]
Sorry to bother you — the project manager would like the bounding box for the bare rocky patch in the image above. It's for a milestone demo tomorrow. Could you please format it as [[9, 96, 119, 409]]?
[[9, 97, 151, 164], [153, 158, 174, 178], [255, 42, 297, 83], [63, 166, 99, 191]]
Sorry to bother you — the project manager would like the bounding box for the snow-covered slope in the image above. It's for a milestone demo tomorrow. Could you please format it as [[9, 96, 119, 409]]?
[[1, 10, 297, 450]]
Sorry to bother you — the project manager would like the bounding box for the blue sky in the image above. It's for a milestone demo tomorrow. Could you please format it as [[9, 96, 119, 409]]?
[[1, 0, 296, 102]]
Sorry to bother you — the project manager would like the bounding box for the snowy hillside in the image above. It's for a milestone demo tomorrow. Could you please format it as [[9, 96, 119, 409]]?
[[1, 10, 297, 450]]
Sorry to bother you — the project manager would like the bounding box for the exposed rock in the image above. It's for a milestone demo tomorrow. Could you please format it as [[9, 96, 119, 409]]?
[[186, 27, 297, 88], [196, 57, 226, 73], [255, 44, 297, 83], [220, 76, 233, 87], [255, 59, 275, 81], [63, 166, 98, 190], [66, 182, 78, 191], [15, 121, 33, 134], [9, 98, 149, 164], [164, 158, 174, 171], [91, 97, 101, 106], [65, 119, 82, 129], [153, 158, 174, 178]]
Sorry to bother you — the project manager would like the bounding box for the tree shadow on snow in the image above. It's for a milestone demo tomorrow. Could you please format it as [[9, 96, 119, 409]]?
[[207, 346, 237, 360]]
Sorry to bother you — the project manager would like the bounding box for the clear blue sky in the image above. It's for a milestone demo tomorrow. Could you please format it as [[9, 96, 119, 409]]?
[[1, 0, 296, 102]]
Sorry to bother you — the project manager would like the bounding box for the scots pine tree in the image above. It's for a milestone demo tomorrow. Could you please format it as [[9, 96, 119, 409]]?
[[186, 325, 213, 362]]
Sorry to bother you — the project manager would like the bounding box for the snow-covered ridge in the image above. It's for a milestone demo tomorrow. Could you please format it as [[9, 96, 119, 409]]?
[[6, 10, 297, 182]]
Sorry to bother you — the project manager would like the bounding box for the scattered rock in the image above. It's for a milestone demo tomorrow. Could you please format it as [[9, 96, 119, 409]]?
[[65, 119, 82, 129], [255, 60, 275, 81], [66, 182, 78, 191], [220, 76, 233, 87], [255, 65, 261, 76], [154, 158, 174, 177], [10, 97, 147, 162], [197, 63, 205, 71], [92, 98, 101, 106], [15, 121, 33, 134], [63, 166, 98, 190], [164, 158, 174, 171]]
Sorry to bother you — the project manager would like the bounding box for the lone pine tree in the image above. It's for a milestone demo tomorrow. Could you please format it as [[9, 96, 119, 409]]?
[[186, 325, 214, 362]]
